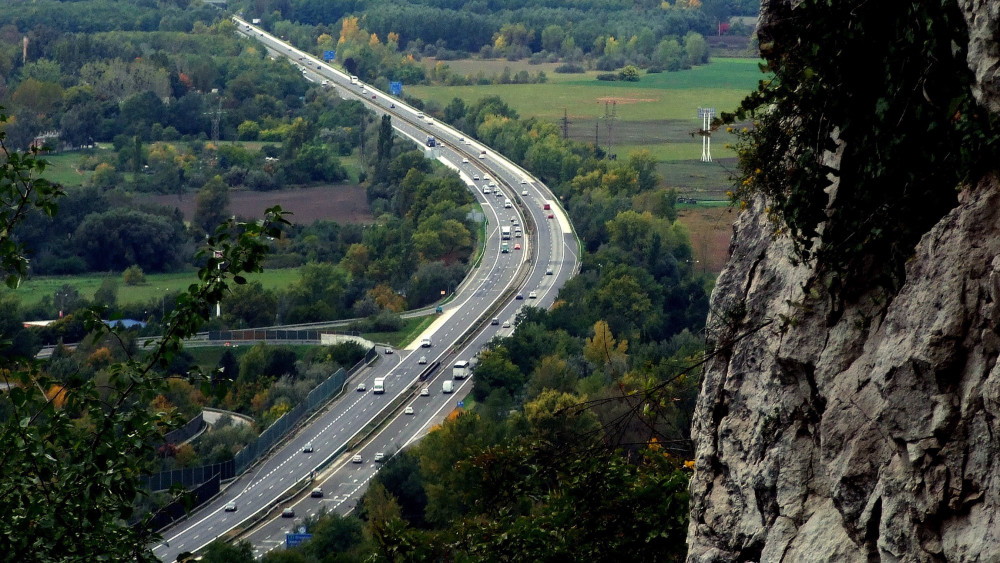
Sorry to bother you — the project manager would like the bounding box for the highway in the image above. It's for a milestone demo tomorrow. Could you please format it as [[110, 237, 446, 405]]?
[[151, 17, 580, 561]]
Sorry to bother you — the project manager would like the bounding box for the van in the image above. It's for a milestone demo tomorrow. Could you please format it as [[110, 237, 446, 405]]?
[[504, 199, 512, 208], [421, 337, 432, 348], [442, 380, 454, 394], [350, 75, 358, 84]]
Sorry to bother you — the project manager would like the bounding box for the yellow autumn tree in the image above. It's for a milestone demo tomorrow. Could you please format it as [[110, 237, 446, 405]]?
[[369, 32, 381, 46], [338, 16, 365, 45], [583, 320, 628, 372], [368, 284, 406, 312]]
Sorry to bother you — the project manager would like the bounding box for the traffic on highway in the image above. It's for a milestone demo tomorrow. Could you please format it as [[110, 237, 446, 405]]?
[[151, 17, 580, 561]]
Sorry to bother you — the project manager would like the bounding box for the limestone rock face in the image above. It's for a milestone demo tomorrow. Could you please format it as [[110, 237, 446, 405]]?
[[686, 1, 1000, 561]]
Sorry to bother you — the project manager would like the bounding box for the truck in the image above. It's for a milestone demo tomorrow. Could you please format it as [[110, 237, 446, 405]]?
[[426, 136, 436, 147], [453, 360, 470, 379], [501, 226, 511, 239], [373, 377, 385, 394], [350, 75, 358, 84]]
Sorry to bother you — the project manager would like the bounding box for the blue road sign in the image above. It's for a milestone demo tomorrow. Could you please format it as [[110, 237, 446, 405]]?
[[457, 400, 464, 408], [389, 81, 403, 96], [323, 50, 336, 61], [286, 533, 313, 548]]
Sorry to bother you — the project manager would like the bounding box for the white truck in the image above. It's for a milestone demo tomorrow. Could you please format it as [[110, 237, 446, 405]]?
[[452, 360, 470, 380], [501, 226, 511, 240], [373, 377, 385, 394]]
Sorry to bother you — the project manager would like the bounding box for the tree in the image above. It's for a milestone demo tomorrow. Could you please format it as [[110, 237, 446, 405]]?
[[193, 176, 231, 235], [0, 106, 289, 560], [470, 346, 524, 402], [583, 320, 629, 373], [541, 24, 565, 52]]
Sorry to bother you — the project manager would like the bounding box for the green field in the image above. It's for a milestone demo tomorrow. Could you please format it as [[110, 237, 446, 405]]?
[[408, 58, 762, 123], [16, 268, 302, 309], [39, 152, 93, 187], [407, 57, 761, 196]]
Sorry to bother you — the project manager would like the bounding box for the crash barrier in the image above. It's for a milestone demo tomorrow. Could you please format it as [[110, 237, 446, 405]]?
[[160, 412, 204, 446], [144, 473, 221, 531]]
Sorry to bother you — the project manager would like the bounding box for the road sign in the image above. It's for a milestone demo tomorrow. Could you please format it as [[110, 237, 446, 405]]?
[[286, 533, 313, 548], [389, 81, 402, 96], [457, 400, 464, 408], [323, 50, 336, 61]]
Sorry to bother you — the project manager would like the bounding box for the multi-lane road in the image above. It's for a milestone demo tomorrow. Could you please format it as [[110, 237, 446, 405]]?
[[151, 18, 580, 561]]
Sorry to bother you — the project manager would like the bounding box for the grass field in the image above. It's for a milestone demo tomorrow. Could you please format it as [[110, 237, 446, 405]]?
[[409, 58, 762, 123], [39, 153, 92, 187], [16, 268, 302, 309]]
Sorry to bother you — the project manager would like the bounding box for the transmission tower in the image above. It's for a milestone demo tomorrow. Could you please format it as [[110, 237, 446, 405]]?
[[603, 101, 617, 159], [204, 95, 227, 143], [697, 107, 716, 162], [562, 108, 570, 139]]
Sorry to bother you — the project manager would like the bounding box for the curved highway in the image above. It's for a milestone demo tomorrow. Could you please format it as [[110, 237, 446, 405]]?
[[151, 17, 580, 561]]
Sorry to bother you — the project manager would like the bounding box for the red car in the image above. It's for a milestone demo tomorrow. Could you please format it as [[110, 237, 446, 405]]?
[[514, 243, 521, 250], [547, 213, 554, 219]]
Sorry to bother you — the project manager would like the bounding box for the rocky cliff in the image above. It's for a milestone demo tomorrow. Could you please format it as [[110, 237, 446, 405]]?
[[686, 1, 1000, 561]]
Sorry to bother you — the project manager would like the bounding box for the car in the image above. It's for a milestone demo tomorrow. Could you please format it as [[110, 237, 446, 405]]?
[[522, 189, 529, 196], [352, 454, 363, 463], [390, 103, 395, 108], [224, 502, 237, 512], [491, 317, 499, 325], [311, 487, 323, 498], [459, 137, 465, 142], [484, 175, 491, 181], [473, 174, 480, 181], [404, 406, 414, 415], [547, 213, 554, 219], [514, 243, 521, 250], [479, 153, 486, 159], [529, 291, 537, 299], [303, 442, 314, 453], [546, 267, 553, 275], [483, 187, 491, 194], [372, 94, 377, 99], [488, 181, 496, 187], [375, 452, 386, 462], [515, 231, 522, 238], [462, 157, 469, 163], [421, 387, 430, 396], [521, 179, 528, 184], [298, 56, 303, 60], [384, 347, 393, 354], [421, 337, 432, 347], [511, 218, 519, 225], [282, 508, 295, 518], [418, 355, 427, 364], [356, 383, 366, 392], [502, 320, 511, 328], [515, 293, 523, 300], [317, 64, 321, 69]]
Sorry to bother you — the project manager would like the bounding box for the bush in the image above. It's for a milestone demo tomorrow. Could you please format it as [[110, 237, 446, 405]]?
[[596, 73, 619, 81], [555, 63, 586, 74], [123, 265, 146, 286]]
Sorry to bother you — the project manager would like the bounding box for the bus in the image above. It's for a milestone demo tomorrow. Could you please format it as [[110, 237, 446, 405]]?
[[452, 360, 470, 379]]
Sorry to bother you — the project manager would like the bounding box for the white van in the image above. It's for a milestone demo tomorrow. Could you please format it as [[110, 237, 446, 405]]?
[[504, 199, 512, 208], [442, 380, 454, 393]]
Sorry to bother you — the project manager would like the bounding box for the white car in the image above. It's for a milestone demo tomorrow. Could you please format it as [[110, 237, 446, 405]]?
[[502, 320, 511, 328], [521, 179, 528, 184], [529, 291, 537, 299], [356, 383, 366, 392], [384, 347, 393, 354], [352, 454, 363, 463], [418, 356, 427, 364], [462, 158, 469, 163], [404, 406, 414, 415], [484, 175, 491, 181], [483, 187, 491, 194], [521, 189, 529, 196], [374, 452, 386, 462], [420, 387, 430, 396], [473, 175, 480, 181], [303, 443, 314, 453], [224, 502, 237, 512]]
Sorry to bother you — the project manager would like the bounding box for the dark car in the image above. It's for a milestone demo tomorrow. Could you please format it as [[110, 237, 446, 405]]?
[[282, 508, 295, 518], [311, 487, 323, 498]]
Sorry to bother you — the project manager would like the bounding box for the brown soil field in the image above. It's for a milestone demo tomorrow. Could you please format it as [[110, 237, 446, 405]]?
[[676, 205, 738, 275], [140, 185, 374, 225]]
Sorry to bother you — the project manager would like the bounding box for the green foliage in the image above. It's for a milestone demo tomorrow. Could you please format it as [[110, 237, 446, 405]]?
[[0, 105, 291, 558], [725, 0, 1000, 295]]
